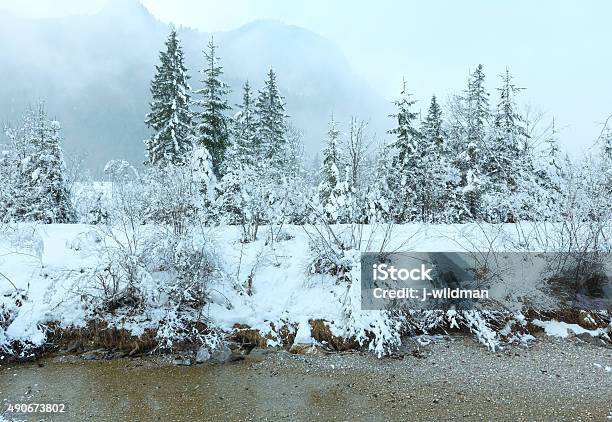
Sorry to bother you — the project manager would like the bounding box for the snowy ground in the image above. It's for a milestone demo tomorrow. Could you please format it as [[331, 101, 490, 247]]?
[[1, 222, 610, 356]]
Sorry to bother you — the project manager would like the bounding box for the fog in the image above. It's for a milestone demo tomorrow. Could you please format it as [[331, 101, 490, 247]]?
[[1, 0, 610, 169]]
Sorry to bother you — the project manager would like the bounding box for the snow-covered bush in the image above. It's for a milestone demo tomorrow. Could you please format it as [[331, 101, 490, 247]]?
[[304, 221, 404, 356], [148, 228, 219, 314], [214, 146, 268, 242], [517, 158, 612, 304], [72, 181, 111, 224], [71, 219, 222, 348], [0, 225, 46, 358], [0, 289, 30, 356], [338, 250, 405, 357]]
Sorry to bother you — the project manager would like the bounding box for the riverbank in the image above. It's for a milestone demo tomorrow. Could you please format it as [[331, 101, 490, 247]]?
[[2, 335, 611, 421]]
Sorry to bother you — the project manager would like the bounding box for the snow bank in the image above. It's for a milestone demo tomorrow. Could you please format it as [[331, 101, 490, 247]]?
[[1, 222, 610, 358]]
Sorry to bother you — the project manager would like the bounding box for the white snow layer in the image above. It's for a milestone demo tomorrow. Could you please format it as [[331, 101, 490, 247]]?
[[532, 319, 605, 338], [0, 222, 609, 354]]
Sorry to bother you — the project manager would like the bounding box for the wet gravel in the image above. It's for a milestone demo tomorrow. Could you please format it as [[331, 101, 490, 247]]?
[[1, 335, 611, 421]]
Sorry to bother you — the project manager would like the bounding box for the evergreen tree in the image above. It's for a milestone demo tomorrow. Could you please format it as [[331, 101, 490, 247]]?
[[451, 65, 490, 221], [32, 111, 76, 223], [386, 80, 421, 222], [419, 95, 452, 222], [526, 119, 566, 221], [214, 140, 244, 225], [145, 29, 193, 166], [494, 69, 527, 152], [194, 38, 231, 177], [483, 69, 538, 222], [255, 68, 288, 167], [365, 149, 393, 223], [489, 69, 528, 185], [252, 69, 293, 229], [1, 115, 33, 222], [466, 64, 490, 148], [422, 95, 445, 148], [545, 118, 562, 172], [215, 79, 280, 232], [6, 104, 76, 223], [282, 125, 311, 224], [318, 117, 348, 223], [232, 81, 258, 165], [456, 142, 484, 221], [189, 146, 216, 198]]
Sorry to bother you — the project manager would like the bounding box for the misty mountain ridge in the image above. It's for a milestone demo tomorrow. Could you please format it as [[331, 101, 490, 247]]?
[[0, 0, 389, 172]]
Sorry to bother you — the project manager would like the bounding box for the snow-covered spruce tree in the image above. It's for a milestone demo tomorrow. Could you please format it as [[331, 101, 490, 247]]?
[[483, 69, 560, 222], [450, 65, 491, 222], [29, 110, 76, 223], [493, 70, 527, 154], [479, 69, 528, 221], [145, 28, 193, 166], [419, 95, 454, 222], [283, 124, 312, 224], [188, 146, 216, 197], [1, 120, 30, 222], [215, 79, 290, 239], [215, 140, 246, 224], [318, 117, 349, 223], [5, 104, 76, 223], [233, 81, 259, 164], [193, 38, 231, 177], [254, 69, 296, 228], [256, 68, 288, 169], [466, 64, 490, 148], [455, 142, 483, 221], [214, 82, 257, 225], [544, 119, 563, 175], [0, 146, 13, 223], [386, 80, 422, 222], [422, 95, 445, 149]]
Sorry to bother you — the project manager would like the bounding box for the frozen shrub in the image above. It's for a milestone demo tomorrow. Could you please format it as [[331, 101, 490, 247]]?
[[72, 182, 110, 224], [306, 222, 404, 356], [71, 223, 221, 352], [340, 264, 405, 357]]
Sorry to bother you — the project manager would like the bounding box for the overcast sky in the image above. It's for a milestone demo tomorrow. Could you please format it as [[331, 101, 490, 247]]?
[[2, 0, 611, 155]]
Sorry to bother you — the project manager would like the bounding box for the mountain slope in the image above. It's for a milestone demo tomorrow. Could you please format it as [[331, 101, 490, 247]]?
[[0, 0, 389, 171]]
